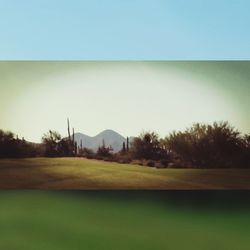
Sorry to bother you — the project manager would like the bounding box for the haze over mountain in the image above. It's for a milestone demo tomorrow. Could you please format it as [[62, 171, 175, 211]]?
[[73, 129, 133, 153]]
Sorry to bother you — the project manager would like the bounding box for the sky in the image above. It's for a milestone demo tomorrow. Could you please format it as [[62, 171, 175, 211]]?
[[0, 0, 250, 59], [0, 1, 250, 141], [0, 61, 250, 142]]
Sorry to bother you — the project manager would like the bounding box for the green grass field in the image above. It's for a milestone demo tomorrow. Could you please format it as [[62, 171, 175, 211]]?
[[0, 191, 250, 250], [0, 157, 250, 189]]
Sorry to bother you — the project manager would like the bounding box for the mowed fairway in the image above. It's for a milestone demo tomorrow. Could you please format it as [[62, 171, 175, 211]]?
[[0, 157, 250, 189]]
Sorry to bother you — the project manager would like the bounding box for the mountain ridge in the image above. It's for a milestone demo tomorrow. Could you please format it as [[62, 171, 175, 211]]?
[[72, 129, 133, 153]]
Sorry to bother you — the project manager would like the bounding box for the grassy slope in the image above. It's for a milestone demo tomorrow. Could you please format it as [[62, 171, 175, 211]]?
[[0, 158, 250, 189]]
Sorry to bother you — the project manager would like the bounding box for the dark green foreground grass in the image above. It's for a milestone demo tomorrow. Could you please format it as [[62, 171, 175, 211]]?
[[0, 191, 249, 250], [0, 157, 250, 189]]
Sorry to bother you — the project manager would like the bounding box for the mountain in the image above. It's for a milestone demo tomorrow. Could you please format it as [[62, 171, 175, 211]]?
[[73, 129, 130, 153]]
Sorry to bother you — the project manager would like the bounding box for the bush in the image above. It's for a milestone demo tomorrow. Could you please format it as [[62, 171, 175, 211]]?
[[131, 132, 169, 161], [94, 155, 103, 161], [80, 147, 95, 159], [96, 144, 112, 158], [146, 160, 155, 167], [112, 152, 132, 164], [119, 156, 132, 164], [131, 160, 143, 166], [166, 122, 249, 168], [86, 155, 94, 159], [160, 159, 169, 168], [0, 129, 42, 158]]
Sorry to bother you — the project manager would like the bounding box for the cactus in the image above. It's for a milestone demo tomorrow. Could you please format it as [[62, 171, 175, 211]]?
[[72, 128, 75, 156], [74, 141, 77, 156], [67, 118, 72, 156], [126, 137, 129, 152], [67, 119, 77, 156], [122, 142, 126, 152], [67, 118, 71, 142]]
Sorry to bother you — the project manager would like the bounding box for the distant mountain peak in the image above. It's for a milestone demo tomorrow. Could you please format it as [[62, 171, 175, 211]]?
[[72, 129, 128, 153]]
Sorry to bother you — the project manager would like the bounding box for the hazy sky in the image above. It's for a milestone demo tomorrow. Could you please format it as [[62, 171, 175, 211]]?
[[1, 2, 250, 142], [0, 61, 249, 142]]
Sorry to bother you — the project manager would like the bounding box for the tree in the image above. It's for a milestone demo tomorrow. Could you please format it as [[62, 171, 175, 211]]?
[[79, 147, 94, 158], [131, 131, 168, 161], [96, 140, 112, 159], [0, 129, 40, 158], [243, 134, 250, 148], [57, 138, 71, 156], [166, 121, 246, 168], [42, 130, 62, 157], [0, 130, 18, 158]]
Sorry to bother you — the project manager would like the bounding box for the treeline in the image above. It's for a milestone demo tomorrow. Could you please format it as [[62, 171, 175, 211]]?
[[0, 130, 42, 158], [1, 121, 250, 168], [114, 121, 250, 168]]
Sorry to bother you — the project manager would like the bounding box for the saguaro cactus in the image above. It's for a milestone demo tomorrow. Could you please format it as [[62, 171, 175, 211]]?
[[122, 142, 126, 153], [126, 137, 129, 152], [67, 118, 76, 156], [72, 128, 75, 155], [67, 118, 71, 142], [74, 141, 77, 156]]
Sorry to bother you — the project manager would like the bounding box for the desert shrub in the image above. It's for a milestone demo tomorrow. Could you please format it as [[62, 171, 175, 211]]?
[[42, 130, 62, 157], [131, 160, 142, 165], [112, 151, 132, 164], [160, 159, 169, 168], [94, 150, 114, 162], [119, 156, 132, 164], [147, 160, 155, 167], [0, 129, 41, 158], [119, 159, 130, 164], [166, 122, 249, 168], [131, 132, 169, 162], [80, 147, 94, 158], [103, 157, 112, 162], [86, 155, 94, 159], [96, 144, 112, 158]]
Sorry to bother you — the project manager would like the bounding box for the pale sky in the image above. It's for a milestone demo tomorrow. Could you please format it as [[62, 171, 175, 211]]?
[[0, 61, 249, 142]]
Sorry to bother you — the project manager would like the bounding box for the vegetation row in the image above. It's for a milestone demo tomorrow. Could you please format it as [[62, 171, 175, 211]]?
[[1, 120, 250, 168]]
